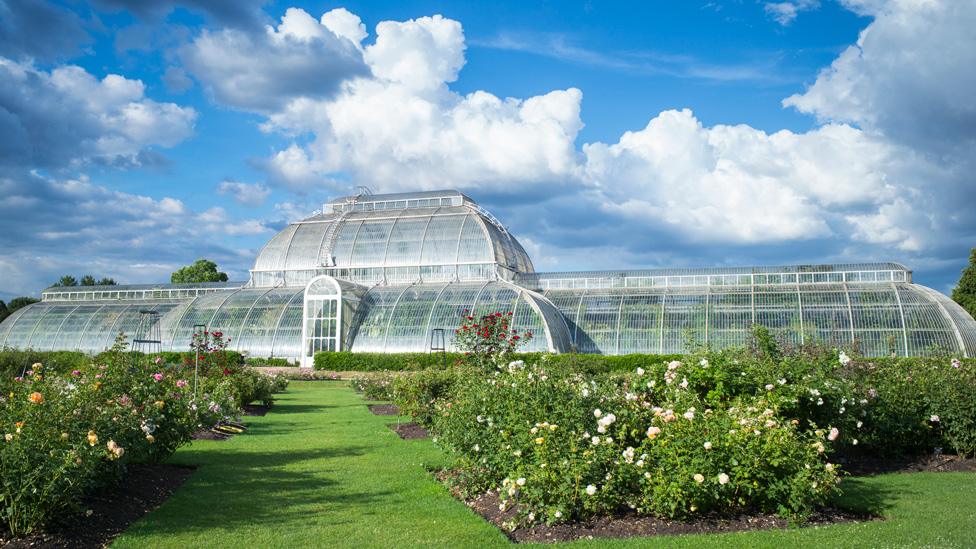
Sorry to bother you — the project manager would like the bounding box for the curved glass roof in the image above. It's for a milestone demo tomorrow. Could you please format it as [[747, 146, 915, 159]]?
[[251, 191, 533, 286], [543, 281, 976, 357], [348, 280, 571, 353]]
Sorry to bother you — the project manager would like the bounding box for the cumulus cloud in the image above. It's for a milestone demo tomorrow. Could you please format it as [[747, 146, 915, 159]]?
[[784, 0, 976, 154], [0, 0, 90, 60], [183, 7, 368, 112], [217, 179, 271, 206], [233, 4, 973, 289], [0, 170, 269, 295], [0, 58, 196, 168]]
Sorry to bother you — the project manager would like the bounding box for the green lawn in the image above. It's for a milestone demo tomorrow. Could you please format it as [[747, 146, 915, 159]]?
[[113, 382, 976, 548]]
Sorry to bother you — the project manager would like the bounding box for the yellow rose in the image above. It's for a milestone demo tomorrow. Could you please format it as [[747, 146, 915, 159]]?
[[146, 435, 155, 443], [87, 431, 98, 446], [534, 437, 545, 445], [154, 400, 165, 410]]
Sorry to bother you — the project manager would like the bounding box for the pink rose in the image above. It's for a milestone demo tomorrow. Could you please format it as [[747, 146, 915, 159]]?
[[176, 379, 188, 388], [828, 427, 840, 441], [152, 373, 164, 382], [71, 370, 81, 376]]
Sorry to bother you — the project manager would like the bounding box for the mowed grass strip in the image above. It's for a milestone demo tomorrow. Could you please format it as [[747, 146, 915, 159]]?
[[113, 382, 976, 549], [112, 381, 508, 548]]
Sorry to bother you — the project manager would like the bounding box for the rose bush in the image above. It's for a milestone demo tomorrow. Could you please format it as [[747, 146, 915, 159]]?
[[0, 334, 287, 536], [389, 317, 976, 528], [431, 358, 839, 527]]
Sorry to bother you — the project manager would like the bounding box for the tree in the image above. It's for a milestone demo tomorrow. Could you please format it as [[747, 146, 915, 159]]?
[[52, 275, 78, 287], [952, 248, 976, 318], [171, 259, 229, 284], [7, 297, 39, 312], [0, 300, 8, 324], [78, 275, 116, 286]]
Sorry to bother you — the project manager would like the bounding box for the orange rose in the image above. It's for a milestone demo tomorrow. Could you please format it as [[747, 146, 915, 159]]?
[[28, 392, 44, 404]]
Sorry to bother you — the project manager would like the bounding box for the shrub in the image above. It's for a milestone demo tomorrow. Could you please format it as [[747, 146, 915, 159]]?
[[315, 351, 468, 371], [0, 346, 226, 535], [245, 357, 297, 368], [312, 350, 686, 373], [0, 349, 90, 382], [431, 360, 839, 526], [391, 368, 462, 427], [349, 373, 398, 401]]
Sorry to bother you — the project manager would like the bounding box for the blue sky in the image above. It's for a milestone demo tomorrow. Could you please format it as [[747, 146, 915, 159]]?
[[0, 0, 973, 300]]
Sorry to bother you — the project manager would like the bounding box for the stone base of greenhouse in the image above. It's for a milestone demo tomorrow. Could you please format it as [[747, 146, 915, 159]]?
[[2, 190, 974, 363]]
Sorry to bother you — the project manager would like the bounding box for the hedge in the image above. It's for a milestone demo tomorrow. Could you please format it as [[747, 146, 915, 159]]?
[[0, 349, 245, 380], [314, 351, 686, 373]]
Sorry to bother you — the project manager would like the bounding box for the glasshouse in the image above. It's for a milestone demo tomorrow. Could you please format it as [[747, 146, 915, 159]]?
[[1, 190, 975, 364]]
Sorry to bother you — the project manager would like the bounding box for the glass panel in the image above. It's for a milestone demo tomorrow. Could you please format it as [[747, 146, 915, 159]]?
[[384, 217, 428, 267], [420, 215, 464, 265], [349, 219, 395, 266]]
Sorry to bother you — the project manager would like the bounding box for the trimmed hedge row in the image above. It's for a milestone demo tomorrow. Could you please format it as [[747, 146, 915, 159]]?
[[0, 348, 245, 380], [314, 351, 686, 374]]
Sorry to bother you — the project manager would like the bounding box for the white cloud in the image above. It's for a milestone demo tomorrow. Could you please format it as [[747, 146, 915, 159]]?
[[217, 179, 271, 206], [0, 171, 269, 295], [764, 1, 821, 26], [321, 7, 367, 47], [173, 4, 975, 288], [784, 0, 976, 153], [583, 109, 859, 243], [0, 58, 196, 168], [183, 7, 368, 112], [363, 15, 465, 90]]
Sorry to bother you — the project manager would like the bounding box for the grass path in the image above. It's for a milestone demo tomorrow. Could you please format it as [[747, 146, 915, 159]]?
[[113, 382, 976, 548]]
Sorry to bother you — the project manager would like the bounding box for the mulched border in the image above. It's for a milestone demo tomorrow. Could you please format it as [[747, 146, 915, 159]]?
[[1, 464, 195, 549], [191, 421, 249, 441], [369, 404, 400, 415], [436, 470, 875, 544], [243, 404, 270, 416], [388, 422, 429, 439]]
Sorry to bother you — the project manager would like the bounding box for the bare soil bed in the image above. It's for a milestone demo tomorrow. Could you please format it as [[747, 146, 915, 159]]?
[[436, 470, 873, 544], [369, 404, 400, 415], [0, 464, 194, 549], [388, 422, 429, 439], [243, 404, 270, 416]]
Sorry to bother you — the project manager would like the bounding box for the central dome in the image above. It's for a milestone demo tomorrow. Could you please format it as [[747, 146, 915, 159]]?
[[251, 190, 534, 287]]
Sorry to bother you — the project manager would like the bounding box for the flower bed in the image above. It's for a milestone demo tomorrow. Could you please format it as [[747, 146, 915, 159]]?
[[0, 335, 289, 537], [385, 314, 976, 532]]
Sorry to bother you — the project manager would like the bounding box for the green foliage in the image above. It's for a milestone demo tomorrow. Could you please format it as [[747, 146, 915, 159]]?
[[952, 248, 976, 318], [245, 357, 298, 367], [0, 346, 230, 535], [313, 351, 685, 373], [430, 357, 839, 526], [6, 297, 39, 312], [0, 333, 291, 536], [52, 275, 77, 287], [0, 301, 8, 324], [170, 259, 229, 284], [77, 275, 116, 286], [382, 325, 976, 527], [349, 373, 397, 401], [391, 368, 462, 427], [0, 349, 90, 383], [453, 311, 532, 371], [317, 351, 467, 371]]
